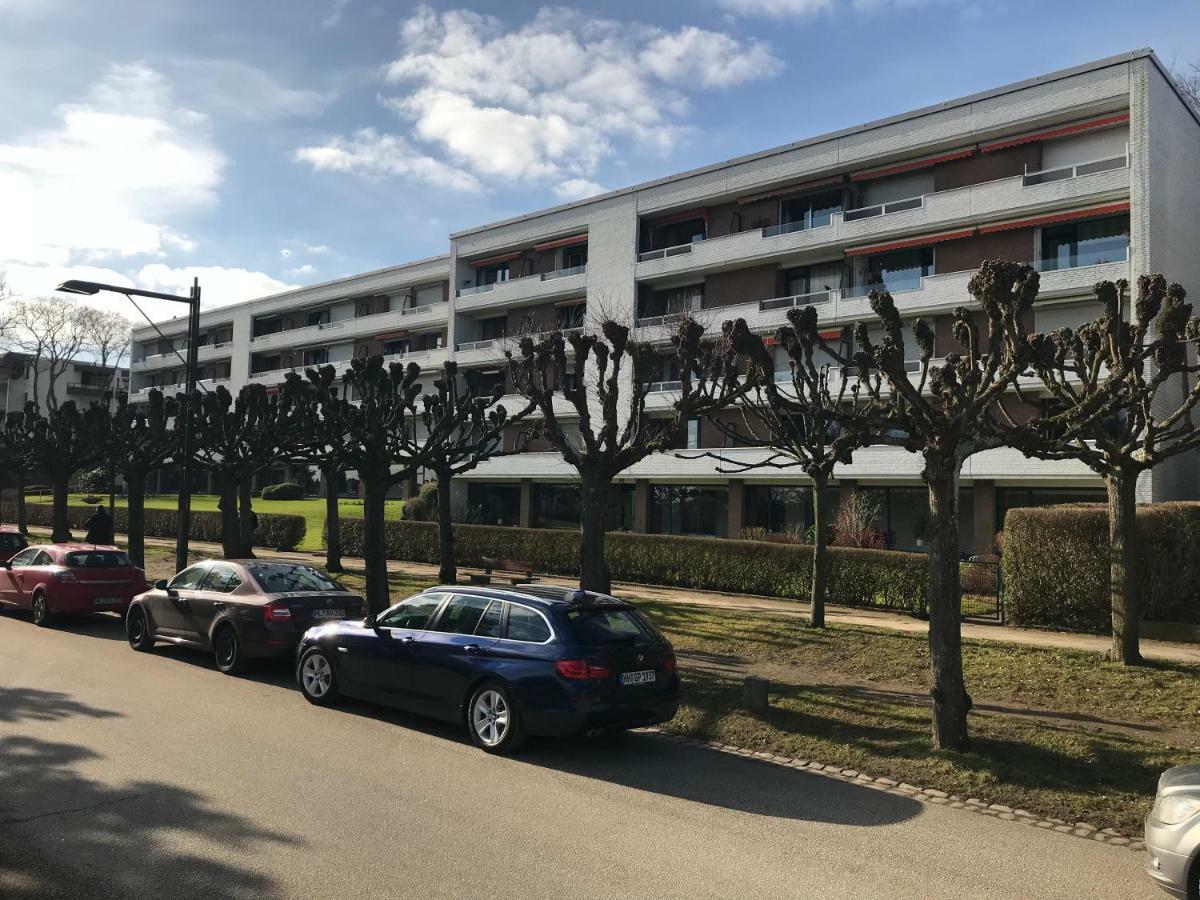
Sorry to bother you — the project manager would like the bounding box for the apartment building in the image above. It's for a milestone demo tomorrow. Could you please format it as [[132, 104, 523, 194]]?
[[0, 351, 128, 414], [130, 49, 1200, 555]]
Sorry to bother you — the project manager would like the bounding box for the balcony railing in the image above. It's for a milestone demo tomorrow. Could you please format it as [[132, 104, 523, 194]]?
[[456, 265, 588, 297], [457, 338, 502, 352], [457, 282, 497, 297], [761, 217, 835, 239], [759, 290, 833, 312], [644, 380, 682, 393], [1035, 244, 1129, 273], [637, 242, 696, 262], [842, 195, 924, 222], [1022, 152, 1128, 187], [67, 382, 107, 393], [540, 264, 587, 281]]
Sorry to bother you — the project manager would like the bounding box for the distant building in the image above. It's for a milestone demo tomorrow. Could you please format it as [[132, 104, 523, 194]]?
[[0, 351, 129, 414]]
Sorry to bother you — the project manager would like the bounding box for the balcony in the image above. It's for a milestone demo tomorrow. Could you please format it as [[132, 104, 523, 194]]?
[[454, 266, 588, 312], [249, 304, 448, 351], [635, 160, 1130, 280]]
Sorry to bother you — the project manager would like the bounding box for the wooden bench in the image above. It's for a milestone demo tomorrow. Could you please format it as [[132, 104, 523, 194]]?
[[466, 557, 537, 586]]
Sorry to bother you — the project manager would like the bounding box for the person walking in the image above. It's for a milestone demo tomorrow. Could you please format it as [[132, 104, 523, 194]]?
[[83, 504, 114, 545]]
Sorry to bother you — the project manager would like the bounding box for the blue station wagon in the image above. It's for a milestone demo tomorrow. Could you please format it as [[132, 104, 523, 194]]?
[[294, 585, 680, 753]]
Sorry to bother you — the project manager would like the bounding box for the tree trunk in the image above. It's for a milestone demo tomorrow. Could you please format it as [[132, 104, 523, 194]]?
[[437, 475, 456, 585], [1108, 469, 1143, 665], [51, 473, 71, 543], [219, 480, 239, 558], [925, 460, 970, 751], [578, 474, 611, 593], [361, 472, 390, 616], [15, 473, 27, 535], [126, 470, 146, 568], [237, 477, 255, 557], [323, 470, 343, 573], [809, 472, 830, 628]]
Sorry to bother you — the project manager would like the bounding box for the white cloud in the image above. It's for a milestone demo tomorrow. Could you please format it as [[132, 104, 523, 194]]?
[[295, 127, 479, 191], [554, 178, 607, 201], [169, 58, 335, 120], [0, 63, 222, 268], [305, 244, 332, 255], [322, 0, 351, 28], [716, 0, 930, 17], [137, 264, 295, 307], [285, 263, 318, 278], [303, 6, 780, 191]]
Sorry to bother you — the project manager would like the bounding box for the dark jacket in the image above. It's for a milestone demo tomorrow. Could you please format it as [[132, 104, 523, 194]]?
[[84, 507, 114, 545]]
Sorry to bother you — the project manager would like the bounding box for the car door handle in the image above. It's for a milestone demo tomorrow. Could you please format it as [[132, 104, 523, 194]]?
[[213, 601, 225, 609], [464, 644, 481, 655], [400, 635, 416, 643]]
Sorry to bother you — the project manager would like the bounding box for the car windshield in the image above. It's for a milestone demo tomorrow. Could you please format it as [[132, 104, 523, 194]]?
[[248, 564, 342, 594], [0, 534, 26, 550], [67, 550, 131, 568], [567, 608, 658, 644]]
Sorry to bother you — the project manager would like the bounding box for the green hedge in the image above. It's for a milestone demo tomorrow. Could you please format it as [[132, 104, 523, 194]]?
[[20, 502, 306, 552], [1002, 502, 1200, 631], [338, 519, 929, 612], [261, 482, 305, 501]]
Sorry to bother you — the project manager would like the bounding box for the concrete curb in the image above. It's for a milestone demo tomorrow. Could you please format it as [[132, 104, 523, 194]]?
[[636, 728, 1144, 853]]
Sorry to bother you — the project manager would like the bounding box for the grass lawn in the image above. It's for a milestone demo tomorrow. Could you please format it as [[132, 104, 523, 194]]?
[[134, 542, 1195, 833], [26, 493, 405, 553]]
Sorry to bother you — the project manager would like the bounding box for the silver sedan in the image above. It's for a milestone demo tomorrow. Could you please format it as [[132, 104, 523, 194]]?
[[1145, 763, 1200, 897]]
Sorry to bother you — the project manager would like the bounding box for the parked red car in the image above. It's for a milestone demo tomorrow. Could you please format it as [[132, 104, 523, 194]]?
[[0, 544, 148, 626], [0, 528, 28, 562]]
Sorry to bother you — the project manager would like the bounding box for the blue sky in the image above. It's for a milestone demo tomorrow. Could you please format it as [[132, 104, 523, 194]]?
[[1, 0, 1197, 320]]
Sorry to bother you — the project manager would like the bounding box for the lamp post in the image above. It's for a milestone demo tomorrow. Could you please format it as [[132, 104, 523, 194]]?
[[58, 278, 201, 572]]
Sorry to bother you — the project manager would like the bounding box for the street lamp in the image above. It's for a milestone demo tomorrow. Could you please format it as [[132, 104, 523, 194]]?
[[58, 277, 201, 573]]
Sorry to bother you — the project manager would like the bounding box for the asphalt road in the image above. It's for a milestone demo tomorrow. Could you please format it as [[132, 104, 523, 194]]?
[[0, 610, 1156, 900]]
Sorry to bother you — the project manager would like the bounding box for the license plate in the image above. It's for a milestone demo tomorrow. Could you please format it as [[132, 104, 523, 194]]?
[[93, 597, 122, 605], [620, 669, 656, 686], [312, 609, 345, 620]]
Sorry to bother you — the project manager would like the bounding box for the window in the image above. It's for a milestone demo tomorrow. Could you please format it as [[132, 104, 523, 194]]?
[[433, 595, 493, 635], [169, 565, 209, 590], [567, 608, 657, 644], [303, 348, 329, 366], [379, 594, 447, 630], [1039, 215, 1130, 271], [247, 564, 342, 593], [32, 551, 53, 566], [638, 285, 703, 321], [466, 483, 521, 526], [685, 418, 701, 450], [477, 263, 510, 285], [780, 189, 843, 231], [202, 564, 243, 593], [506, 605, 551, 642], [9, 548, 38, 567], [650, 485, 729, 538], [556, 303, 586, 331], [66, 551, 131, 568], [534, 484, 582, 529], [562, 244, 588, 269], [306, 309, 331, 327], [479, 316, 508, 341], [383, 339, 410, 356], [475, 601, 503, 638], [865, 248, 934, 294]]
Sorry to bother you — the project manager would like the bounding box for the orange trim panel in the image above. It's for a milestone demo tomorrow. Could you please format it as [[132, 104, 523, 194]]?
[[979, 113, 1129, 154], [977, 202, 1131, 234], [845, 228, 976, 257]]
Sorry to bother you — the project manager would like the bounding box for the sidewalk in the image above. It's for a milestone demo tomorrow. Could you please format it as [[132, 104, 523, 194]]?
[[31, 525, 1200, 665]]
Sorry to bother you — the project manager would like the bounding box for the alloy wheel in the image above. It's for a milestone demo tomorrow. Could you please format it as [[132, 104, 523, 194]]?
[[472, 689, 509, 747], [217, 631, 238, 667], [301, 653, 332, 698], [32, 595, 47, 626]]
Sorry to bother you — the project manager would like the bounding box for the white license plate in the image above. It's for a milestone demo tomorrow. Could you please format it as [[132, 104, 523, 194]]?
[[620, 669, 656, 686], [93, 597, 122, 605], [312, 609, 345, 620]]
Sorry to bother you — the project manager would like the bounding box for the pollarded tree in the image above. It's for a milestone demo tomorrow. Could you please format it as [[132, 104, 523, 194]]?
[[19, 399, 111, 542], [186, 385, 289, 558], [507, 318, 743, 593], [1004, 275, 1200, 665], [109, 389, 178, 567], [688, 315, 880, 628], [1, 410, 33, 533], [853, 260, 1039, 750]]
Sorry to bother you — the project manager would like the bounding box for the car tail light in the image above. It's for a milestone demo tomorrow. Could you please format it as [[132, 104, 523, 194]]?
[[555, 659, 611, 680], [53, 570, 77, 583], [664, 651, 677, 674], [264, 601, 292, 623]]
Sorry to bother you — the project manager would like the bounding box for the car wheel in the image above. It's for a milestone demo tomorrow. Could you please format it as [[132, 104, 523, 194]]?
[[126, 606, 155, 651], [213, 625, 249, 676], [31, 591, 53, 628], [1188, 853, 1200, 900], [298, 648, 341, 706], [467, 682, 525, 755]]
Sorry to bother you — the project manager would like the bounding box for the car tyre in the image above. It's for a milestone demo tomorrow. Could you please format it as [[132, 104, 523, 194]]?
[[298, 647, 341, 706], [31, 591, 53, 628], [126, 606, 155, 651], [466, 681, 525, 755], [213, 625, 249, 676]]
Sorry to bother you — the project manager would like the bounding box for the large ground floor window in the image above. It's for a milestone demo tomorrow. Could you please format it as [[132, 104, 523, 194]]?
[[533, 483, 581, 529], [996, 487, 1106, 531], [744, 485, 840, 537], [465, 483, 520, 527], [650, 485, 728, 538]]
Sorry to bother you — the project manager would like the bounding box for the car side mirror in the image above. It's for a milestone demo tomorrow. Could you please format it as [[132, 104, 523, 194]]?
[[0, 561, 11, 569], [154, 579, 168, 590], [364, 612, 377, 630]]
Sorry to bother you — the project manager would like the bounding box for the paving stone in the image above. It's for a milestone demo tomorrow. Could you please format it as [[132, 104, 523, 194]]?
[[1100, 828, 1122, 836], [897, 783, 919, 793], [1108, 837, 1130, 846], [928, 796, 949, 805], [876, 778, 897, 787], [841, 770, 858, 778], [1013, 810, 1035, 819], [965, 798, 986, 806], [1053, 825, 1073, 834], [1075, 823, 1096, 832], [1072, 828, 1091, 836], [924, 789, 949, 799], [1035, 821, 1053, 829], [989, 804, 1012, 813], [998, 813, 1015, 821]]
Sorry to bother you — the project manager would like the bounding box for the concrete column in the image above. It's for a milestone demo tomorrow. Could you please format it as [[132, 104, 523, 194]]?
[[726, 479, 744, 539], [633, 479, 650, 533], [518, 479, 533, 528], [974, 479, 997, 557]]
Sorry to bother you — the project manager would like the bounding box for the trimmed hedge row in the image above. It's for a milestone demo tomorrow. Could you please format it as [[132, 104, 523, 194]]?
[[18, 502, 306, 552], [1002, 502, 1200, 631], [261, 482, 305, 501], [338, 519, 929, 612]]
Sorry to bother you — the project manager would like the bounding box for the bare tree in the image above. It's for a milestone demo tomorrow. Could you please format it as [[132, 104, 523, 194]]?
[[109, 389, 179, 568], [507, 317, 742, 593], [1172, 60, 1200, 112], [852, 260, 1040, 750], [79, 308, 132, 399], [1004, 275, 1200, 665], [7, 299, 88, 411], [684, 315, 877, 627]]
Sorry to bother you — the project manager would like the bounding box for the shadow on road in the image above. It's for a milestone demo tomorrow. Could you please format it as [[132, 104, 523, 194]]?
[[519, 732, 923, 826], [0, 693, 301, 899], [0, 608, 128, 641]]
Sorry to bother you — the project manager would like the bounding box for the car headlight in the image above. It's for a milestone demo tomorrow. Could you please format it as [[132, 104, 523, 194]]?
[[1153, 793, 1200, 825]]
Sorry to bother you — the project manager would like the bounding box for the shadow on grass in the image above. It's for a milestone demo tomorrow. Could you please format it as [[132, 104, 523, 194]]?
[[0, 691, 300, 899]]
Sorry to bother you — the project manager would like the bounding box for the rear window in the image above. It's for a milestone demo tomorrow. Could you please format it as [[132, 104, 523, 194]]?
[[0, 533, 26, 550], [67, 550, 131, 568], [567, 608, 657, 644], [247, 564, 342, 594]]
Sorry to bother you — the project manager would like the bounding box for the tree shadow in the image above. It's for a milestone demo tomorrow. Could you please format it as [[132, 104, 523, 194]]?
[[517, 731, 923, 826], [0, 695, 301, 898]]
